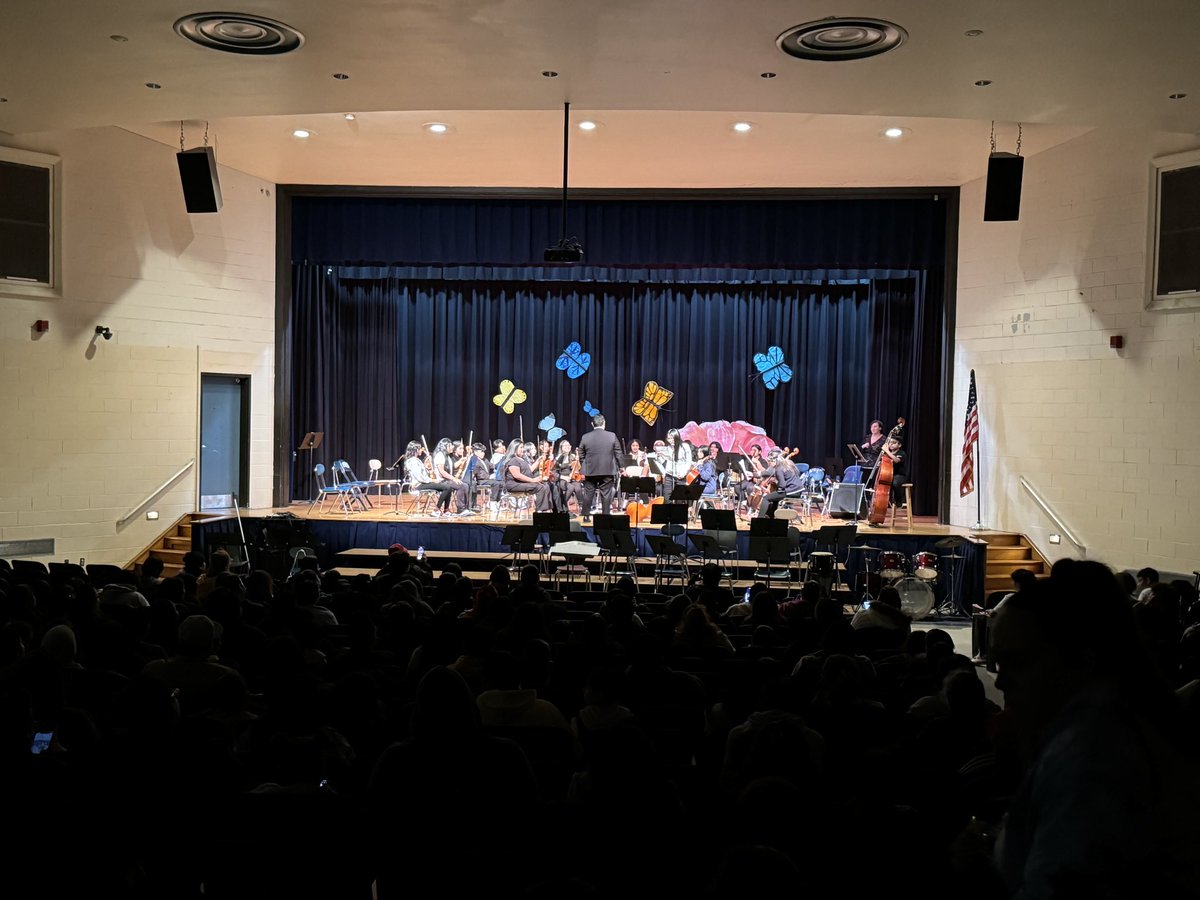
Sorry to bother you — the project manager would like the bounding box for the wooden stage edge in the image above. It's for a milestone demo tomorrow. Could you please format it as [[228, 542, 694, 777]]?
[[231, 501, 994, 542]]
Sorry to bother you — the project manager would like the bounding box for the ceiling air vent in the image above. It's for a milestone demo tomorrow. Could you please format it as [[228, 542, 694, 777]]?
[[777, 17, 907, 61], [174, 12, 305, 55]]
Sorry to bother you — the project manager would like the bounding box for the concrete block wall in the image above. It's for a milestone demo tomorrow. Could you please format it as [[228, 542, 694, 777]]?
[[952, 127, 1200, 573], [0, 126, 275, 566]]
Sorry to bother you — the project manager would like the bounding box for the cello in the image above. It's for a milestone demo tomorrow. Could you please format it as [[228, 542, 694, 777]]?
[[867, 418, 905, 525]]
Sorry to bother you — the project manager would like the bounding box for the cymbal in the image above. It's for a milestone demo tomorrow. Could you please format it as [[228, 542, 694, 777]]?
[[851, 544, 882, 552], [940, 553, 966, 560], [934, 536, 967, 549]]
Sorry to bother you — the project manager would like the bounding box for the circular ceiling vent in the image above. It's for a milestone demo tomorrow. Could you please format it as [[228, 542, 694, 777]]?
[[174, 12, 305, 55], [777, 17, 907, 61]]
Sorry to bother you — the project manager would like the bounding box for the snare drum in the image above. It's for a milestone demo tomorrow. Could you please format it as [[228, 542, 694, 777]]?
[[808, 551, 835, 578], [913, 551, 938, 581], [878, 551, 906, 581]]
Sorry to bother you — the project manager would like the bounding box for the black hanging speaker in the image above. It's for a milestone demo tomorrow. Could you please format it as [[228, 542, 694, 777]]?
[[176, 146, 223, 213], [983, 151, 1023, 221]]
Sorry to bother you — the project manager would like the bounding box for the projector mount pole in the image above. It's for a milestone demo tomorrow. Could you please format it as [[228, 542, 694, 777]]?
[[560, 101, 570, 245]]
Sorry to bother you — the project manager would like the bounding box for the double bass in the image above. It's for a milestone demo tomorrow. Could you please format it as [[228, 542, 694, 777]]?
[[867, 418, 905, 525]]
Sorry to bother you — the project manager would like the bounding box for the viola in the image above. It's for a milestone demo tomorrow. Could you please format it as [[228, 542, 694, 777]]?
[[626, 495, 663, 525]]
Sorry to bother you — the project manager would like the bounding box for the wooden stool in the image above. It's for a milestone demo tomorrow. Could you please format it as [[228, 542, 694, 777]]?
[[889, 483, 914, 530]]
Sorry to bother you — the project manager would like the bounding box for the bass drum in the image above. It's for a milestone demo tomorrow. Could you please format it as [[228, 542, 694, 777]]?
[[895, 577, 935, 620]]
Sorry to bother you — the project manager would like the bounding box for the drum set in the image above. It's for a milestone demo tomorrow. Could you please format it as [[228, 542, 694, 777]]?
[[852, 538, 966, 619]]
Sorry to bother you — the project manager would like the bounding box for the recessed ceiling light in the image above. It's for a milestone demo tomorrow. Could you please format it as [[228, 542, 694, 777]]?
[[145, 82, 161, 90], [578, 120, 598, 131], [110, 34, 129, 42], [542, 70, 558, 78], [344, 113, 356, 120], [964, 29, 983, 37], [974, 79, 993, 86], [883, 126, 905, 138], [1169, 92, 1188, 100], [292, 128, 312, 139], [760, 72, 777, 79], [424, 122, 450, 134], [732, 122, 753, 133], [332, 72, 349, 80]]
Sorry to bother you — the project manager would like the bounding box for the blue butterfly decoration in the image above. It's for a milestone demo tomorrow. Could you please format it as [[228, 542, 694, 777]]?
[[753, 345, 793, 390], [583, 400, 602, 418], [538, 413, 566, 443], [555, 341, 591, 379]]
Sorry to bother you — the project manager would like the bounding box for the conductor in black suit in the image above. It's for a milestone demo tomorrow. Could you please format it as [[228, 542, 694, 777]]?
[[576, 415, 622, 516]]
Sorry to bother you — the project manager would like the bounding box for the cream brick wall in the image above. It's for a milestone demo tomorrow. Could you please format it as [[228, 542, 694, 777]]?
[[0, 126, 275, 566], [952, 127, 1200, 573]]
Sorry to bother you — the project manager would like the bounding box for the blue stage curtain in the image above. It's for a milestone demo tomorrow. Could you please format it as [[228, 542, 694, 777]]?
[[288, 195, 945, 514]]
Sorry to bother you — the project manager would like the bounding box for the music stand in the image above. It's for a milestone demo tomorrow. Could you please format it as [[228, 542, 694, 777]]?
[[533, 512, 569, 572], [646, 533, 689, 591], [620, 476, 657, 500], [595, 528, 638, 586], [748, 536, 792, 590], [698, 507, 739, 577], [934, 536, 968, 616], [846, 442, 868, 465], [500, 524, 538, 570], [749, 517, 788, 538], [297, 432, 324, 502]]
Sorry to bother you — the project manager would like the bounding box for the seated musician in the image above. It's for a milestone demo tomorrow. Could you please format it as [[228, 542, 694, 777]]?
[[502, 439, 553, 512], [403, 441, 456, 516], [467, 442, 491, 510], [882, 437, 906, 505], [735, 443, 767, 508], [432, 438, 470, 513], [624, 439, 650, 477], [758, 449, 805, 519]]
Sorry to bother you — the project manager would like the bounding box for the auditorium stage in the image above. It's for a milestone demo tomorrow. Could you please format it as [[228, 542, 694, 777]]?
[[196, 500, 996, 613]]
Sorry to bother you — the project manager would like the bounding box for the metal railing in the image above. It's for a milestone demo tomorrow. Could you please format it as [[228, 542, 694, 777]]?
[[1019, 476, 1085, 555], [116, 458, 195, 529]]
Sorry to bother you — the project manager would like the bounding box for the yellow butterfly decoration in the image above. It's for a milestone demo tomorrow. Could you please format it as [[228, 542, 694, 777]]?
[[492, 379, 527, 415], [631, 381, 673, 426]]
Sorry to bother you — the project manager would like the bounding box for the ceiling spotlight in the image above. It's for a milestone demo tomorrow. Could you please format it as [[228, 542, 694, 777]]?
[[542, 70, 559, 78], [95, 325, 113, 341], [145, 82, 162, 90], [110, 34, 129, 42], [974, 79, 993, 86], [883, 126, 905, 138], [424, 122, 449, 134], [964, 29, 983, 37], [344, 113, 356, 120], [760, 71, 777, 79], [332, 72, 349, 80], [1169, 92, 1188, 100], [578, 120, 598, 131], [732, 122, 753, 133], [292, 128, 312, 138]]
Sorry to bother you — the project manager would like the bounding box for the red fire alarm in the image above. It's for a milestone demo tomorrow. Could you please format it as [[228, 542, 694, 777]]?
[[34, 320, 49, 333], [1109, 335, 1124, 349]]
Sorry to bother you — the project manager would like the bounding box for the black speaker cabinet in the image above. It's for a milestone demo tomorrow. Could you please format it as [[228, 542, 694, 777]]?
[[984, 152, 1023, 221], [826, 482, 865, 518], [176, 146, 223, 213]]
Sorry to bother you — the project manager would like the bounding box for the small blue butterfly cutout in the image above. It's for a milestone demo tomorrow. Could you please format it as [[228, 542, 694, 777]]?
[[537, 413, 566, 443], [583, 400, 601, 418], [555, 341, 591, 379]]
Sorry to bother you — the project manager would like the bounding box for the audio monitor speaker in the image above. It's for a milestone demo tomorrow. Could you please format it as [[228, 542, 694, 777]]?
[[826, 482, 865, 519], [983, 152, 1023, 221], [176, 147, 223, 213]]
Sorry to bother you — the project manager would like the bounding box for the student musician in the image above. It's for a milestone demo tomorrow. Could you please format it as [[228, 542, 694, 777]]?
[[624, 439, 650, 477], [882, 436, 906, 505], [466, 442, 491, 510], [735, 443, 767, 508], [432, 438, 470, 513], [695, 451, 720, 514], [659, 428, 694, 501], [404, 441, 457, 516], [758, 448, 805, 519], [555, 439, 582, 514], [489, 439, 507, 468], [501, 439, 552, 512], [706, 441, 729, 488]]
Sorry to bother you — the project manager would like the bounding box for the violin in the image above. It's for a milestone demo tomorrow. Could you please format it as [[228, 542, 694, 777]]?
[[867, 418, 905, 525], [570, 457, 583, 482]]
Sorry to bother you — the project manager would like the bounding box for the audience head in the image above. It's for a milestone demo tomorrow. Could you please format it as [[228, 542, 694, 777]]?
[[1136, 567, 1159, 589]]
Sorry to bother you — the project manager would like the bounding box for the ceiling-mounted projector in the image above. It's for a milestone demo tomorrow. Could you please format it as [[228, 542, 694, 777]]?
[[544, 238, 583, 263]]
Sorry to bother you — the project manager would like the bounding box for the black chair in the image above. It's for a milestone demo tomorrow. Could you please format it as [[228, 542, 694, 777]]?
[[48, 562, 89, 583], [86, 563, 130, 588]]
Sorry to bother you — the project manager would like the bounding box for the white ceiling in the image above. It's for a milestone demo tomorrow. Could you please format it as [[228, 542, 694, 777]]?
[[2, 0, 1198, 186]]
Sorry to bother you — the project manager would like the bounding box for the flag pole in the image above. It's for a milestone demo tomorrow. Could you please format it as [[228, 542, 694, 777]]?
[[973, 433, 984, 531]]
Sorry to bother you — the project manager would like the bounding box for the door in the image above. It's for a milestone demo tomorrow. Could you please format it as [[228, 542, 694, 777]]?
[[200, 374, 250, 507]]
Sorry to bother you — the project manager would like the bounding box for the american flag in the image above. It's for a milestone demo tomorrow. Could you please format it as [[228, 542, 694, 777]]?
[[960, 370, 980, 497]]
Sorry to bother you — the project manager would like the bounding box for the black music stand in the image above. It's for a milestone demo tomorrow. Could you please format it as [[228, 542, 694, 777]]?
[[620, 476, 657, 501], [749, 517, 788, 538], [533, 512, 569, 572], [297, 431, 324, 502], [500, 524, 539, 571], [698, 508, 739, 579], [646, 533, 689, 591], [748, 536, 792, 590], [595, 529, 638, 587]]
